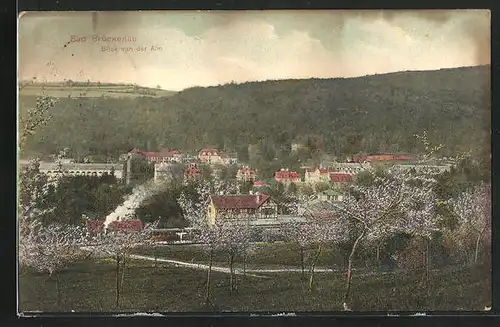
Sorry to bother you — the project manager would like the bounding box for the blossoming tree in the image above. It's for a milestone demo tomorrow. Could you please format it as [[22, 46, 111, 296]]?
[[84, 222, 158, 309], [323, 169, 436, 310], [19, 223, 87, 308], [450, 183, 491, 264], [177, 180, 241, 304]]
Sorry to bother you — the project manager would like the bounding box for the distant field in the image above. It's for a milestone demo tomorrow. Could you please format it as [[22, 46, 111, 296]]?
[[19, 83, 177, 98]]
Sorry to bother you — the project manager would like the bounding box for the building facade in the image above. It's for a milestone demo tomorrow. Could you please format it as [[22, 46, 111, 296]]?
[[326, 162, 371, 175], [305, 168, 332, 184], [329, 172, 353, 184], [22, 161, 125, 180], [236, 167, 257, 182], [274, 169, 301, 184], [198, 148, 223, 164], [206, 193, 278, 226], [316, 189, 344, 202], [352, 154, 413, 163], [129, 148, 183, 164]]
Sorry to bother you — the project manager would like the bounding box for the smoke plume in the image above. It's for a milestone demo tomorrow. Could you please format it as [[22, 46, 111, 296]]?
[[103, 181, 163, 229]]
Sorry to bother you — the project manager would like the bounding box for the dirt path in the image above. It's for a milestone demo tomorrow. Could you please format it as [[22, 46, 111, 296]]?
[[128, 254, 393, 278]]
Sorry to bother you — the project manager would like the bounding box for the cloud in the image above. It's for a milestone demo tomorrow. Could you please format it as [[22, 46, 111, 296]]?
[[18, 10, 490, 91]]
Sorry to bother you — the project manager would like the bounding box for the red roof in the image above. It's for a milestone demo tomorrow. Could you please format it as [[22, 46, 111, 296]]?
[[253, 181, 265, 186], [275, 170, 301, 179], [131, 149, 181, 159], [329, 173, 353, 182], [87, 220, 104, 233], [211, 194, 271, 209], [108, 219, 143, 232], [394, 155, 413, 161]]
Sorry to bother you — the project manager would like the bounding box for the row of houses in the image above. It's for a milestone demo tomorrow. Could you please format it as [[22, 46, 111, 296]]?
[[351, 154, 414, 163], [19, 160, 124, 180], [273, 168, 354, 185], [87, 190, 341, 236], [129, 147, 238, 165]]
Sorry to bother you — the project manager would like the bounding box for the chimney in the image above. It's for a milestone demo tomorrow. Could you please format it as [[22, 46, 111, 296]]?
[[255, 193, 261, 203]]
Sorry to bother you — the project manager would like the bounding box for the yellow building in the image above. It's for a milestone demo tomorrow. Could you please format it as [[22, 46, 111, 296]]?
[[206, 193, 278, 226]]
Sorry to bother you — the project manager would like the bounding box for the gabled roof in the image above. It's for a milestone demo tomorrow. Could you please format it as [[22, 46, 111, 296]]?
[[211, 194, 271, 209]]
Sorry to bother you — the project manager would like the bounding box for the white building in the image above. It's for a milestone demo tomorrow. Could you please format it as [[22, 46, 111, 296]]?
[[327, 162, 371, 175], [19, 161, 124, 180]]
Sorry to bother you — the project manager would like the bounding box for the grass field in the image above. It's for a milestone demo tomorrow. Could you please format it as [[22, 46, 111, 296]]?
[[130, 243, 390, 271], [19, 83, 176, 98], [19, 250, 491, 313]]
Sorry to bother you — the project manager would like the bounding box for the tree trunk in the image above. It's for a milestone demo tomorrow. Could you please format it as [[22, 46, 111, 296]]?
[[475, 232, 483, 264], [229, 253, 235, 294], [376, 243, 381, 268], [120, 255, 127, 295], [55, 272, 61, 309], [300, 247, 305, 280], [419, 245, 426, 287], [426, 238, 430, 287], [308, 244, 322, 292], [154, 245, 157, 268], [97, 274, 103, 311], [116, 254, 121, 309], [243, 252, 247, 277], [343, 228, 366, 310], [205, 248, 214, 306]]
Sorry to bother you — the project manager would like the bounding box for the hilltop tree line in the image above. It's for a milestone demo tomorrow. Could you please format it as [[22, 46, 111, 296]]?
[[19, 66, 490, 164]]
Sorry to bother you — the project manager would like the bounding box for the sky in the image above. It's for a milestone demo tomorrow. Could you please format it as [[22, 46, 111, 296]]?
[[18, 10, 490, 91]]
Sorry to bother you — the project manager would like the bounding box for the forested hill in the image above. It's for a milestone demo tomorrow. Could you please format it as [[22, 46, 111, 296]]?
[[20, 65, 490, 161]]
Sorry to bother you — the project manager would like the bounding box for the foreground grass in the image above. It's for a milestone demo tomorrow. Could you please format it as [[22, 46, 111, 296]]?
[[19, 257, 491, 312], [131, 243, 355, 270]]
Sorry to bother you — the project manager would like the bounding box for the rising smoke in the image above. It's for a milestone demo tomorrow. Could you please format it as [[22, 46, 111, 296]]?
[[103, 181, 164, 229]]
